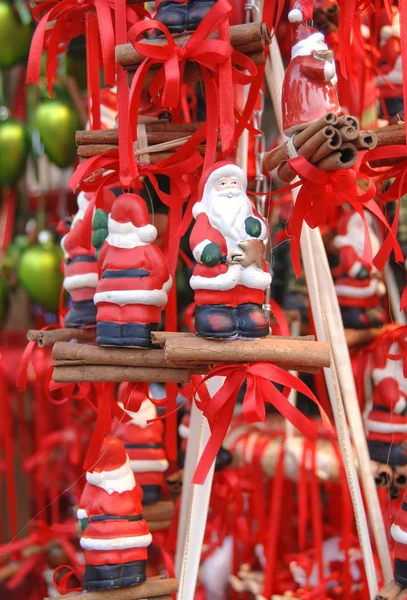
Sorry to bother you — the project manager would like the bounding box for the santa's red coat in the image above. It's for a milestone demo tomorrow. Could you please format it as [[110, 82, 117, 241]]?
[[365, 379, 407, 444], [334, 246, 385, 308], [190, 212, 271, 307], [78, 481, 151, 565], [61, 220, 98, 303]]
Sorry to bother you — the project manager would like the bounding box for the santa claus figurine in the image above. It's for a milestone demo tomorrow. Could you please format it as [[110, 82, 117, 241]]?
[[92, 193, 172, 347], [392, 486, 407, 585], [189, 162, 271, 339], [77, 437, 152, 590], [114, 386, 168, 505], [61, 192, 99, 328], [282, 6, 342, 136], [332, 210, 387, 329], [366, 342, 407, 467], [376, 7, 403, 122]]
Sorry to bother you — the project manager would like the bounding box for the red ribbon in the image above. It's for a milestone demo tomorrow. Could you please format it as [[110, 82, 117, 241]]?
[[286, 155, 402, 276], [191, 362, 331, 484]]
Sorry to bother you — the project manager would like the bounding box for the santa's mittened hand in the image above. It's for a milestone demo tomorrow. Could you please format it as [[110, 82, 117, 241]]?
[[92, 209, 109, 252], [245, 217, 262, 238], [201, 242, 222, 267], [356, 266, 369, 280]]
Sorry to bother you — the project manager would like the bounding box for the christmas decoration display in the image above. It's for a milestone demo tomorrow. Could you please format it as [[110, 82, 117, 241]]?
[[332, 210, 387, 329], [189, 162, 271, 339], [93, 193, 172, 347], [77, 437, 152, 590], [114, 386, 169, 504]]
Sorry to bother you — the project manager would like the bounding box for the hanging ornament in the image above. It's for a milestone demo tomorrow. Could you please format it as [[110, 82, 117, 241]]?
[[18, 232, 63, 312], [0, 1, 31, 69], [189, 162, 271, 339], [34, 100, 79, 169], [0, 114, 30, 185]]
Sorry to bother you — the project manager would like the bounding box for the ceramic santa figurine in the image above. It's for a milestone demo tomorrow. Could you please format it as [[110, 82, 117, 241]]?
[[189, 162, 271, 339], [92, 193, 172, 347], [376, 7, 403, 122], [114, 386, 168, 505], [332, 210, 387, 329], [61, 192, 99, 328], [155, 0, 216, 34], [392, 487, 407, 585], [77, 437, 152, 590], [282, 6, 342, 136], [365, 343, 407, 466]]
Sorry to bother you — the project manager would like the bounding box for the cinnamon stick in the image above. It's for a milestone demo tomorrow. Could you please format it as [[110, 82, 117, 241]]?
[[44, 577, 178, 600], [375, 580, 404, 600], [77, 144, 209, 160], [27, 328, 96, 348], [370, 460, 393, 487], [372, 122, 405, 147], [163, 337, 330, 369], [337, 115, 358, 128], [309, 133, 341, 163], [148, 520, 172, 531], [315, 143, 357, 171], [116, 22, 270, 67], [52, 365, 192, 383], [339, 125, 358, 141], [393, 465, 407, 489], [151, 331, 315, 344], [76, 123, 202, 146], [355, 130, 378, 149], [143, 501, 174, 522]]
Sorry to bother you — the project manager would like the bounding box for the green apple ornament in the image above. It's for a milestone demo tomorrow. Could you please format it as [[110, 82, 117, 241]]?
[[0, 1, 31, 69], [34, 100, 79, 169], [0, 115, 30, 185], [18, 233, 63, 312]]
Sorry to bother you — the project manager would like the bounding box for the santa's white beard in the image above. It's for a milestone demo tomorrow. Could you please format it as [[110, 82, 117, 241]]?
[[206, 190, 252, 242]]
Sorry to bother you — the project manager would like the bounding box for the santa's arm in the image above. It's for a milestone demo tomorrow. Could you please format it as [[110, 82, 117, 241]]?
[[77, 484, 92, 532], [339, 246, 371, 279], [300, 55, 336, 82], [147, 244, 172, 291], [374, 379, 407, 413], [190, 214, 222, 266]]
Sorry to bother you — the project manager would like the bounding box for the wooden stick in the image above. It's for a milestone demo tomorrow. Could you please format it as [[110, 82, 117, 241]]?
[[375, 580, 404, 600], [143, 501, 174, 522], [52, 365, 192, 383], [44, 577, 178, 600], [116, 22, 271, 67], [163, 337, 330, 369], [27, 328, 96, 348]]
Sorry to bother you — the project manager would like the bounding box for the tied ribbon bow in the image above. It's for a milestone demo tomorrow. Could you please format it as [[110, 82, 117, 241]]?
[[286, 156, 402, 276], [192, 362, 331, 485], [382, 325, 407, 377], [27, 0, 115, 92]]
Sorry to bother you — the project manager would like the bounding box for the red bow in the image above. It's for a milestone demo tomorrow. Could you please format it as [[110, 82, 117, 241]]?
[[286, 155, 403, 276], [192, 362, 331, 484], [381, 325, 407, 377]]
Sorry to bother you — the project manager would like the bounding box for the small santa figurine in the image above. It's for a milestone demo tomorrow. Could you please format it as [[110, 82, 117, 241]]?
[[366, 342, 407, 467], [114, 386, 169, 505], [376, 7, 403, 122], [77, 437, 152, 590], [282, 6, 342, 136], [189, 162, 271, 339], [392, 486, 407, 585], [332, 210, 387, 329], [61, 192, 99, 328], [93, 193, 172, 347]]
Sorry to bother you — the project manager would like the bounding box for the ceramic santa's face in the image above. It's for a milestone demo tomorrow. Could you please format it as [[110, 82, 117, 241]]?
[[214, 177, 242, 195]]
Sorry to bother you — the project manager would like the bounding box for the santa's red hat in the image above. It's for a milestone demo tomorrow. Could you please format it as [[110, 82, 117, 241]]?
[[110, 194, 157, 244], [288, 8, 320, 46], [118, 383, 149, 414], [90, 437, 128, 473], [193, 161, 248, 219]]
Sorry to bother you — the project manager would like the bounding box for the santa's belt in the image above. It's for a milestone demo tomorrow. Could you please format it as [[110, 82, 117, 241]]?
[[102, 268, 150, 279], [402, 501, 407, 512], [90, 514, 144, 522], [67, 256, 97, 265], [124, 443, 163, 449], [371, 405, 391, 413]]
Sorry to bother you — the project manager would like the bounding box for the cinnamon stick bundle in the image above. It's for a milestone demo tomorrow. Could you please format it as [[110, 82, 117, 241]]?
[[44, 577, 178, 600], [116, 22, 271, 68]]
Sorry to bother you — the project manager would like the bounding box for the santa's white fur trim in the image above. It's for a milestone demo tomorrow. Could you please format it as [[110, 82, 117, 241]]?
[[193, 165, 247, 219], [377, 56, 402, 85], [395, 398, 407, 414], [117, 400, 157, 429], [77, 508, 88, 520], [192, 239, 212, 263], [94, 277, 172, 307], [80, 533, 152, 551], [334, 280, 383, 298], [291, 32, 328, 59], [366, 419, 407, 433], [86, 456, 136, 494], [348, 262, 363, 278], [106, 217, 157, 249], [178, 424, 190, 439], [392, 524, 407, 544], [288, 8, 302, 22], [190, 263, 271, 292], [129, 459, 169, 472], [63, 273, 98, 291]]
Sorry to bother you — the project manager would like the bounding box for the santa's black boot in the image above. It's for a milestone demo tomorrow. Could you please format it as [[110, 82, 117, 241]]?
[[155, 1, 188, 33], [186, 0, 217, 30], [96, 322, 122, 346], [65, 300, 97, 328], [195, 304, 237, 338], [236, 303, 270, 338], [82, 560, 147, 590], [141, 484, 161, 505], [368, 440, 407, 467], [339, 306, 370, 329], [215, 446, 233, 471], [121, 323, 157, 347]]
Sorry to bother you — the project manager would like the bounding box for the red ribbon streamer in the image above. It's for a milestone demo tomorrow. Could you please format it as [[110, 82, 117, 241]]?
[[191, 362, 332, 484]]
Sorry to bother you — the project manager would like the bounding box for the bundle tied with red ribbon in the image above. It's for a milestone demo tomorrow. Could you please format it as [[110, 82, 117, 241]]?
[[285, 155, 403, 277], [191, 362, 332, 485]]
